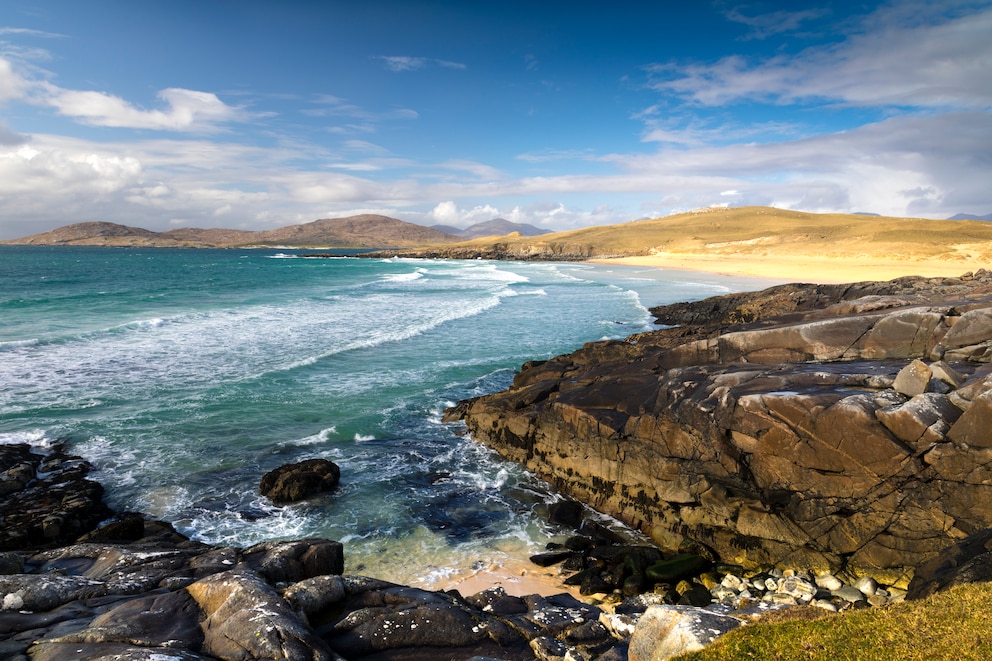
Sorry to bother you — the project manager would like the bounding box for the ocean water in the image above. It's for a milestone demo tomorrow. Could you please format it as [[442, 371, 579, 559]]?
[[0, 246, 769, 586]]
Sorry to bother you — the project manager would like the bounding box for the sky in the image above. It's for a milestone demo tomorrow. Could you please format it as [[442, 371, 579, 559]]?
[[0, 0, 990, 239]]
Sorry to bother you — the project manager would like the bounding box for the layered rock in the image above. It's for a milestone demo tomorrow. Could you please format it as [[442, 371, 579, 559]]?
[[446, 271, 992, 584]]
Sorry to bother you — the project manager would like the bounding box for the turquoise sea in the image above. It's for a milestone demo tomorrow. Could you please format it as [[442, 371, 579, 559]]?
[[0, 246, 770, 586]]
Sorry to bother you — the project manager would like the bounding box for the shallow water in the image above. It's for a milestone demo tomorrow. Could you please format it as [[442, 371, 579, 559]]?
[[0, 246, 771, 586]]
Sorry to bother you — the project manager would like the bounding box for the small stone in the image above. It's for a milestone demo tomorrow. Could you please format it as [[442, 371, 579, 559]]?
[[777, 576, 817, 602], [2, 593, 24, 610], [763, 577, 778, 592], [762, 592, 798, 606], [698, 571, 721, 590], [854, 576, 878, 597], [867, 594, 888, 607], [832, 586, 867, 603], [815, 573, 843, 591], [710, 586, 737, 602], [721, 574, 746, 591], [813, 599, 838, 612]]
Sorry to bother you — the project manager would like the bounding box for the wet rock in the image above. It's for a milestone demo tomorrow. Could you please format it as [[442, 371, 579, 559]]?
[[646, 554, 711, 584], [260, 458, 340, 504]]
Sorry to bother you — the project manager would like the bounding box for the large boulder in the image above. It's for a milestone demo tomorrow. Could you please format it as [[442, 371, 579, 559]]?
[[260, 458, 340, 504]]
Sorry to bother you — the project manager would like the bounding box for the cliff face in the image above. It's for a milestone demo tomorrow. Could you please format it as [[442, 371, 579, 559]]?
[[446, 271, 992, 583]]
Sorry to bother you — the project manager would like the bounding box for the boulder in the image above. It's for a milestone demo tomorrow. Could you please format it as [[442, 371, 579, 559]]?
[[186, 568, 335, 660], [628, 605, 742, 661], [260, 458, 340, 504]]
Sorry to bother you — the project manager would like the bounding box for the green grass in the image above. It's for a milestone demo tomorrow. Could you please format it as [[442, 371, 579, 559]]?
[[675, 582, 992, 661]]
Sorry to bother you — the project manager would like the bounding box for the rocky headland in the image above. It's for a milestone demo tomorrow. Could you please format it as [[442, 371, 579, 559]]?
[[445, 270, 992, 588]]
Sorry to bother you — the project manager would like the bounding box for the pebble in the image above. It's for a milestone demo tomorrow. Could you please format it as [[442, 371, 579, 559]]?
[[2, 593, 24, 611], [832, 586, 867, 603], [855, 576, 878, 597], [813, 599, 838, 612], [777, 576, 817, 602], [815, 573, 843, 591], [721, 574, 745, 591]]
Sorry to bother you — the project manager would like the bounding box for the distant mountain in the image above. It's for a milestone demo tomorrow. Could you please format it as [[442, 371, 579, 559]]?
[[430, 218, 552, 239], [949, 213, 992, 221], [1, 215, 460, 248], [428, 224, 465, 236]]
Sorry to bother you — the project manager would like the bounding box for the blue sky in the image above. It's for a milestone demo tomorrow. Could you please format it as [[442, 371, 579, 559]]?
[[0, 0, 990, 238]]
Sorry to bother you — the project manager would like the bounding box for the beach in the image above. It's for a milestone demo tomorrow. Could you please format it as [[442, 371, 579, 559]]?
[[591, 251, 982, 284]]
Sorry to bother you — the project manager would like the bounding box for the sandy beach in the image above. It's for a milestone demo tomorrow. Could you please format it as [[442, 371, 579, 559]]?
[[591, 251, 984, 284]]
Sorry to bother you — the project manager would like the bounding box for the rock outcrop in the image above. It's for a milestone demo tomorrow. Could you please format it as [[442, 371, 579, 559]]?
[[445, 271, 992, 585], [0, 444, 640, 661]]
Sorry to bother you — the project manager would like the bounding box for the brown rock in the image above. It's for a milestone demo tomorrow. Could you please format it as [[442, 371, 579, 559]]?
[[893, 359, 933, 396]]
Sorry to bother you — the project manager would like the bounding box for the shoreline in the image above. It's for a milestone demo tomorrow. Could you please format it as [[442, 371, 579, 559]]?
[[589, 252, 984, 284]]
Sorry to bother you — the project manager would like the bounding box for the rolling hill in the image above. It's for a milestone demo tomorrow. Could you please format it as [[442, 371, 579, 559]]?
[[1, 215, 459, 248], [430, 218, 552, 239]]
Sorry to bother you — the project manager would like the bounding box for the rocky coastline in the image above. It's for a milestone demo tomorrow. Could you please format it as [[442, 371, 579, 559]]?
[[445, 271, 992, 587], [5, 270, 992, 660]]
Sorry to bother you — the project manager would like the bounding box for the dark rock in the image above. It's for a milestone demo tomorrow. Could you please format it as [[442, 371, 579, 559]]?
[[548, 500, 584, 529], [242, 538, 344, 583], [907, 528, 992, 600], [530, 549, 576, 567], [260, 458, 340, 504], [0, 444, 111, 551], [646, 554, 712, 585]]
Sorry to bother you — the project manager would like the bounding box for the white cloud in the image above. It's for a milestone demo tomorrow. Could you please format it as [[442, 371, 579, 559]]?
[[378, 56, 466, 72], [44, 86, 251, 131], [0, 56, 26, 102], [648, 5, 992, 109]]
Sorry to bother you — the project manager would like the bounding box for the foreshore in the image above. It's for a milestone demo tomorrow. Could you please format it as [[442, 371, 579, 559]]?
[[590, 251, 983, 284]]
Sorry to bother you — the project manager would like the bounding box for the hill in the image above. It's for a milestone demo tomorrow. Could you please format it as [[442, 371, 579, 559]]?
[[430, 218, 551, 239], [949, 212, 992, 221], [0, 215, 459, 248], [364, 206, 992, 282]]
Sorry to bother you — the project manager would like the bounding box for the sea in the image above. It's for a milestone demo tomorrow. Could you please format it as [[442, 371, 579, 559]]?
[[0, 245, 773, 587]]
